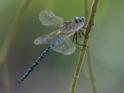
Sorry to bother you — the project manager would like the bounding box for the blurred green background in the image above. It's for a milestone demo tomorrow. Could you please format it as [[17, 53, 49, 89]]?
[[0, 0, 124, 93]]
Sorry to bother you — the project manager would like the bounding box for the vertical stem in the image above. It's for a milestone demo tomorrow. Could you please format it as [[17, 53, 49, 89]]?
[[69, 45, 87, 93], [0, 0, 32, 93], [69, 0, 99, 93], [0, 0, 32, 69], [86, 0, 99, 35], [84, 0, 97, 93], [84, 0, 89, 21], [69, 35, 89, 93], [87, 48, 97, 93], [2, 64, 11, 93]]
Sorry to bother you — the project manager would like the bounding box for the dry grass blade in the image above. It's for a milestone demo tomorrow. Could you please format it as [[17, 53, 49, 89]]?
[[69, 0, 99, 93], [0, 0, 32, 70], [0, 0, 32, 93], [87, 48, 97, 93]]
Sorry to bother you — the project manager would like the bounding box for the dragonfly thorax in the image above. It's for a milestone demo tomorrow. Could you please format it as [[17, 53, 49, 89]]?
[[59, 20, 84, 35]]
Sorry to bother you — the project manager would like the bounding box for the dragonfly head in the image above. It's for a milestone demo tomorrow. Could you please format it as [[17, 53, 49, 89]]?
[[74, 16, 85, 24]]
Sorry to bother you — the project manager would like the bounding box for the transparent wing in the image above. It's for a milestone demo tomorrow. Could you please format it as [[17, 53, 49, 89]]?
[[39, 10, 64, 27], [52, 36, 76, 55], [34, 31, 57, 45]]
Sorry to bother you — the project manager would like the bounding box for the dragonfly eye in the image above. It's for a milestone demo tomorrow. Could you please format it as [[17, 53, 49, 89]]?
[[75, 16, 85, 24]]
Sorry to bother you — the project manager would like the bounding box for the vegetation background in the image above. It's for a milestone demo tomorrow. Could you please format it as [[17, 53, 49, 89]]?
[[0, 0, 124, 93]]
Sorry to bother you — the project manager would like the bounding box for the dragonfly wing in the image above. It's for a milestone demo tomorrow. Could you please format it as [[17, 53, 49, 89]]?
[[34, 31, 57, 45], [52, 36, 76, 55], [39, 10, 64, 27]]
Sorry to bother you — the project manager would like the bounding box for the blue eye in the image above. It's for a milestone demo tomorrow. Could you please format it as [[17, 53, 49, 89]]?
[[75, 16, 84, 23]]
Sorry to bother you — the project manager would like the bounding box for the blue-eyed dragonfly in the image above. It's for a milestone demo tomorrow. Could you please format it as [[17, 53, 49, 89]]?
[[19, 10, 85, 83]]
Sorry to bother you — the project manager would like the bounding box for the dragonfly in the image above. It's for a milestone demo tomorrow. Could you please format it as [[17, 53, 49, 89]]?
[[19, 10, 85, 83]]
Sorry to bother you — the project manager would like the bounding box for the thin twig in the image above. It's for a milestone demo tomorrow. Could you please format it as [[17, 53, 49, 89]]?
[[86, 0, 99, 35], [69, 0, 99, 93], [69, 46, 87, 93], [84, 0, 89, 21], [2, 64, 11, 93], [0, 0, 32, 70], [0, 0, 32, 93], [84, 0, 97, 93], [87, 48, 96, 93]]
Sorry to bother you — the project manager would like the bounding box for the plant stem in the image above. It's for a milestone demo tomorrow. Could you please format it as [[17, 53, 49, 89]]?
[[69, 0, 99, 93], [85, 0, 99, 35], [69, 45, 87, 93], [0, 0, 32, 70], [0, 0, 32, 93], [84, 0, 97, 93], [87, 48, 96, 93], [2, 63, 11, 93], [84, 0, 89, 21]]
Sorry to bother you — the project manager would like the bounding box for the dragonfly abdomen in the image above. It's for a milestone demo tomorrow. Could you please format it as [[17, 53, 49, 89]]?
[[19, 46, 51, 83]]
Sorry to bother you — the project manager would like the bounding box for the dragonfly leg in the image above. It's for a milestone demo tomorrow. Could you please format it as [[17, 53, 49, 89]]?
[[72, 30, 84, 46], [72, 32, 77, 42], [73, 30, 89, 47], [72, 32, 78, 44], [79, 29, 85, 36], [78, 31, 82, 38]]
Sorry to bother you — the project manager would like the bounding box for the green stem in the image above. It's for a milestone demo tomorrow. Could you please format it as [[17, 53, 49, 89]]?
[[87, 48, 97, 93], [86, 0, 99, 35], [2, 64, 11, 93], [84, 0, 89, 21], [69, 45, 87, 93], [0, 0, 32, 70], [69, 0, 99, 93], [84, 0, 97, 93], [0, 0, 32, 93]]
